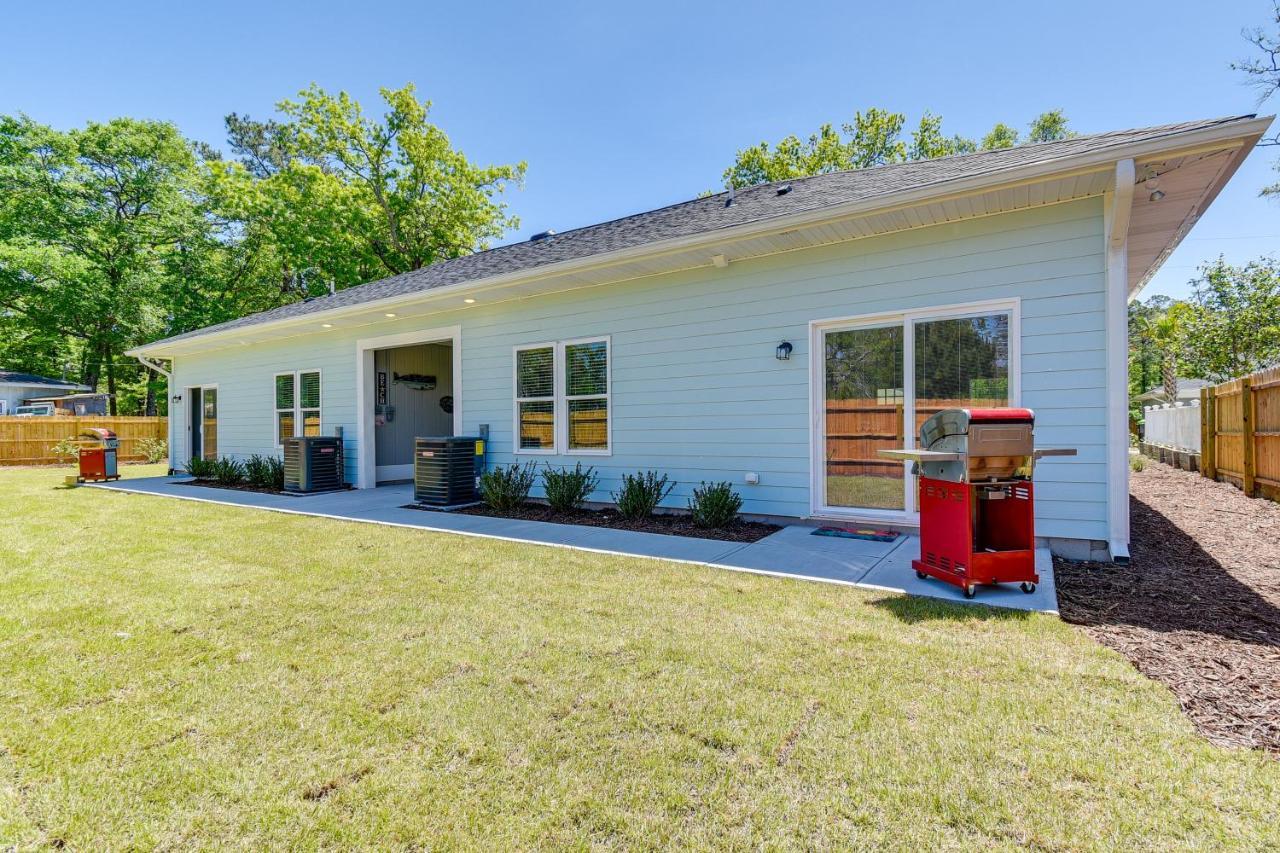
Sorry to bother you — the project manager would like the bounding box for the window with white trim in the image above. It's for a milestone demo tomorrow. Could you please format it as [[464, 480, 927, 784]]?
[[514, 338, 610, 454], [515, 346, 555, 452], [275, 370, 321, 445]]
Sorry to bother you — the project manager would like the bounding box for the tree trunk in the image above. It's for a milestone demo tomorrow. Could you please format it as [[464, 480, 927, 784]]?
[[104, 341, 118, 416], [83, 346, 102, 393], [1161, 352, 1178, 402], [144, 367, 157, 416]]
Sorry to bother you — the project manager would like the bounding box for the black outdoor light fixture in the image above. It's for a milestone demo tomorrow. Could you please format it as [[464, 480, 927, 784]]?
[[171, 393, 183, 404], [776, 341, 793, 361]]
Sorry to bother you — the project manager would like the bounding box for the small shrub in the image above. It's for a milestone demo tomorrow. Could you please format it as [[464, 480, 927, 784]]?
[[541, 462, 599, 512], [137, 437, 168, 464], [1130, 454, 1147, 472], [49, 437, 82, 464], [184, 457, 216, 479], [688, 481, 743, 528], [479, 462, 537, 512], [613, 470, 675, 520], [245, 454, 285, 490], [211, 456, 246, 486]]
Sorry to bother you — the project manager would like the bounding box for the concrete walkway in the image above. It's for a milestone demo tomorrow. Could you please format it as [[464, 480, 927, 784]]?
[[88, 476, 1058, 613]]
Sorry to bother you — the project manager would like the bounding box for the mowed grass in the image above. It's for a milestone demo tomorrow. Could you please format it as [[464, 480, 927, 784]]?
[[825, 474, 906, 510], [1, 466, 1277, 848]]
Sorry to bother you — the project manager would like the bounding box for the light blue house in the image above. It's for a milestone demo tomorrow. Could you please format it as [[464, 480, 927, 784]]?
[[129, 116, 1270, 560]]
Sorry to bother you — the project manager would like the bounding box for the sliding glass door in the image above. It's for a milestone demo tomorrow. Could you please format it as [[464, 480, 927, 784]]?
[[817, 304, 1014, 518], [822, 325, 906, 511]]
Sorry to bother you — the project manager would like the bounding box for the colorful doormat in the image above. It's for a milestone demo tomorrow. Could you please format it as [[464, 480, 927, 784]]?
[[811, 526, 900, 542]]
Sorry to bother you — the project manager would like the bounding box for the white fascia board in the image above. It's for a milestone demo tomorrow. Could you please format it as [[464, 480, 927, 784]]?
[[129, 117, 1272, 359]]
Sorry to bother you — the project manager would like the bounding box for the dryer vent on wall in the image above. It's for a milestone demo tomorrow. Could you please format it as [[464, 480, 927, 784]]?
[[283, 436, 344, 493]]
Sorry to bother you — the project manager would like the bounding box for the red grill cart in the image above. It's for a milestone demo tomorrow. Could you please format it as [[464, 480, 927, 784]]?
[[879, 408, 1074, 599], [77, 428, 120, 483]]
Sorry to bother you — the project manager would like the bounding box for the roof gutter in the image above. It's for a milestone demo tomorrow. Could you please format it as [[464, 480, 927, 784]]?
[[128, 116, 1272, 358], [133, 353, 172, 379]]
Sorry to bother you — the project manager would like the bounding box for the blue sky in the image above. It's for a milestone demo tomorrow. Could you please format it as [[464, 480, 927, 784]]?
[[4, 0, 1278, 299]]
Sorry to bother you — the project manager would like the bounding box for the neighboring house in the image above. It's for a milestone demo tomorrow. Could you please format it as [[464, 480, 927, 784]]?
[[0, 371, 90, 416], [21, 392, 113, 416], [128, 115, 1272, 560], [1134, 378, 1212, 405]]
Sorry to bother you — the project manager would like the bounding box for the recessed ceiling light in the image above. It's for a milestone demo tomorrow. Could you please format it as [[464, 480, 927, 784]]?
[[464, 298, 476, 304], [384, 312, 397, 318], [321, 323, 334, 328]]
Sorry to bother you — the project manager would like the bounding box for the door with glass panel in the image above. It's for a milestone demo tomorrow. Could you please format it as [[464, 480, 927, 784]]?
[[822, 324, 906, 512], [189, 386, 217, 462], [819, 307, 1012, 516]]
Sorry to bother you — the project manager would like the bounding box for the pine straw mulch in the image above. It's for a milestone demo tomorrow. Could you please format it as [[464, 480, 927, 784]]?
[[1055, 462, 1280, 754]]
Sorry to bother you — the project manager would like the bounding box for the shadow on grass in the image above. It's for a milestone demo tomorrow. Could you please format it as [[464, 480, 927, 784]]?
[[869, 594, 1033, 624]]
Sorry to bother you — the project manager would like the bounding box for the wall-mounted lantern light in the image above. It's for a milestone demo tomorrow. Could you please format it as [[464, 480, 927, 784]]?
[[171, 394, 183, 404], [776, 341, 793, 361]]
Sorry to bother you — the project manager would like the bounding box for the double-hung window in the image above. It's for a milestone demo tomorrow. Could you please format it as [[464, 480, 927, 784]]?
[[275, 369, 321, 446], [514, 337, 610, 454]]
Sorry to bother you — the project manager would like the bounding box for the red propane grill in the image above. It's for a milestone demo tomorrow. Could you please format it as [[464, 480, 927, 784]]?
[[879, 408, 1075, 599]]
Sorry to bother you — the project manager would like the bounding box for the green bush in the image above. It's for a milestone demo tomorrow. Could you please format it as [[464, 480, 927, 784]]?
[[1130, 454, 1147, 472], [245, 454, 285, 490], [184, 457, 216, 479], [49, 437, 82, 464], [541, 462, 599, 512], [612, 470, 675, 520], [479, 462, 537, 512], [688, 481, 743, 528], [211, 456, 246, 486], [137, 437, 168, 464]]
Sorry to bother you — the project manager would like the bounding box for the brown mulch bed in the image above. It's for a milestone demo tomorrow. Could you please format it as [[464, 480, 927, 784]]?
[[407, 502, 780, 543], [178, 479, 349, 497], [1055, 461, 1280, 754]]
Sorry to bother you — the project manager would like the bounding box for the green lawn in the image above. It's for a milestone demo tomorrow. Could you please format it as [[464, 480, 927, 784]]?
[[1, 465, 1276, 848], [825, 474, 906, 510]]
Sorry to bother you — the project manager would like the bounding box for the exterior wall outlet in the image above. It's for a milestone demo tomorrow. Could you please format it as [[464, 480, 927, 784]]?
[[744, 472, 760, 485]]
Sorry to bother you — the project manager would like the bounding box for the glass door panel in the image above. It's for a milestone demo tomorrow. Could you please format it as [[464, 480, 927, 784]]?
[[823, 325, 905, 510], [911, 313, 1010, 509], [201, 387, 218, 460], [912, 313, 1010, 432]]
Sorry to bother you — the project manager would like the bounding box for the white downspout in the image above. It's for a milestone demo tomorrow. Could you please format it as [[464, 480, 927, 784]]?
[[134, 354, 176, 474], [1104, 159, 1134, 563]]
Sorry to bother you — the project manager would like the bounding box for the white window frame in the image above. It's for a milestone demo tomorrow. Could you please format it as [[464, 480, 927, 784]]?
[[809, 297, 1020, 523], [513, 343, 558, 455], [513, 335, 612, 456], [273, 368, 322, 449]]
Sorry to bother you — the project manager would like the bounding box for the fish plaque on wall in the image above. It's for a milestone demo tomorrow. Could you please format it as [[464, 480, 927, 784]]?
[[393, 372, 437, 391]]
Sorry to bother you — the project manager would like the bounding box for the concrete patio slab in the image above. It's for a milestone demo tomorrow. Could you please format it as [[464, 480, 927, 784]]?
[[859, 541, 1059, 612], [87, 476, 1057, 613]]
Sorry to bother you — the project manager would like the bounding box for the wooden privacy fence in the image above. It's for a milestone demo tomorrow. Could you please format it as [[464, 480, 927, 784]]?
[[0, 416, 167, 466], [1200, 364, 1280, 501], [825, 397, 1003, 476]]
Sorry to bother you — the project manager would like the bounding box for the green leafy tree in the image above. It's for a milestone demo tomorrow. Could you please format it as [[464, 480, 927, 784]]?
[[722, 110, 1072, 188], [980, 123, 1019, 150], [210, 84, 527, 290], [1128, 295, 1174, 421], [0, 115, 207, 413], [1027, 110, 1075, 143], [1180, 257, 1280, 380]]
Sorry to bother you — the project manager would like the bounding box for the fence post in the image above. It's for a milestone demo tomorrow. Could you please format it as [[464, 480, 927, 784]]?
[[1200, 386, 1216, 480], [1242, 376, 1256, 496]]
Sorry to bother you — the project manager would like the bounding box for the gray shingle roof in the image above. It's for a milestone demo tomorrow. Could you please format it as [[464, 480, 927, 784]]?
[[146, 115, 1256, 348], [0, 371, 86, 388]]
